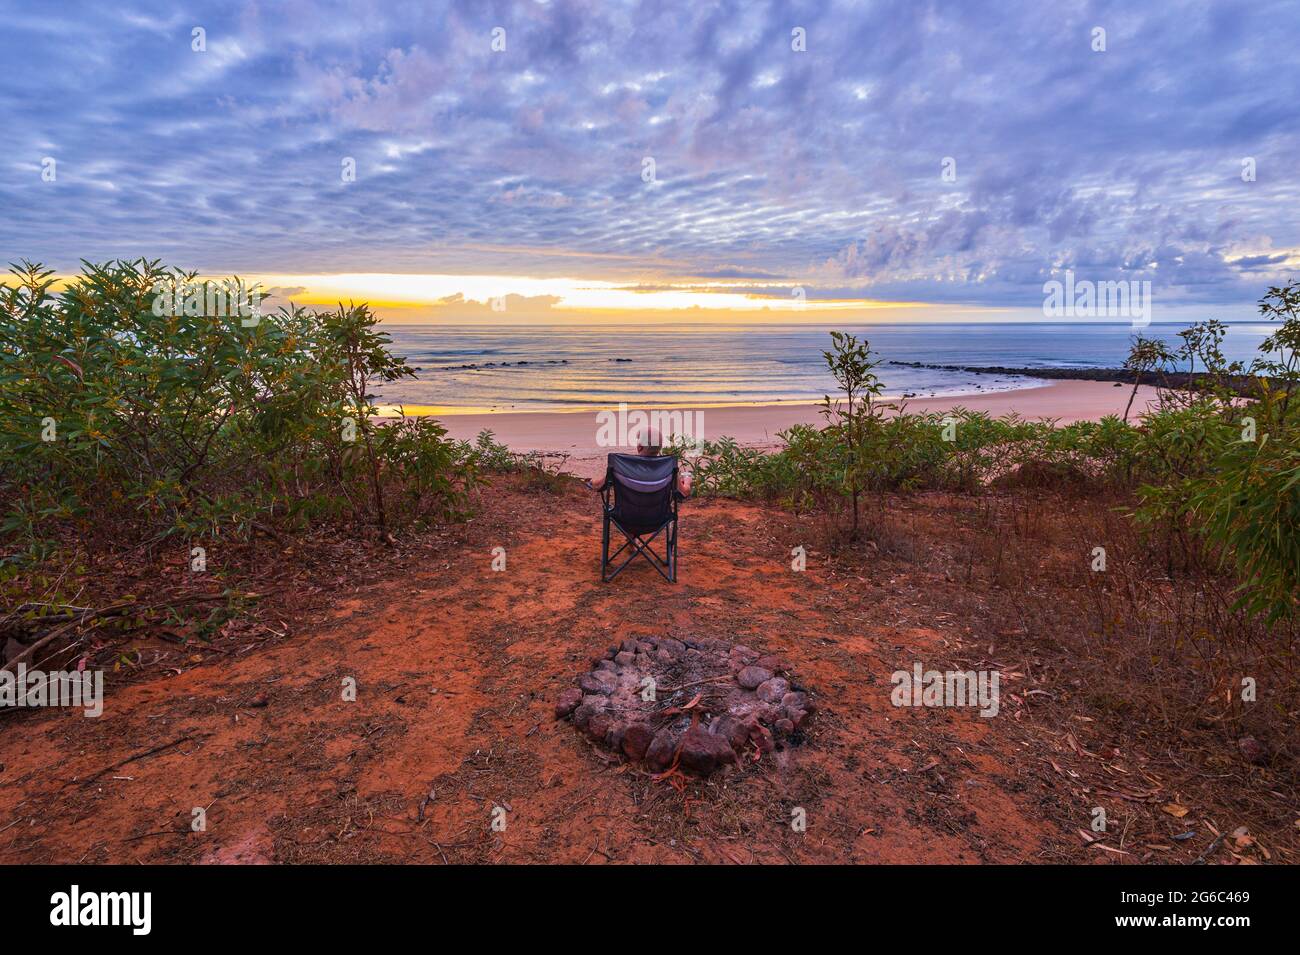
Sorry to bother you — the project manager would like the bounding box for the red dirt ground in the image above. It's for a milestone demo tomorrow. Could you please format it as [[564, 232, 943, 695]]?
[[0, 480, 1269, 864]]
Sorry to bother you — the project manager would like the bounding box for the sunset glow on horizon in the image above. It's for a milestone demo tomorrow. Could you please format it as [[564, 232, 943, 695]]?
[[236, 271, 944, 323]]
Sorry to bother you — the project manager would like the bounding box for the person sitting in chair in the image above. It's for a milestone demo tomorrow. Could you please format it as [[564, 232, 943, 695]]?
[[588, 430, 691, 582], [588, 431, 692, 496]]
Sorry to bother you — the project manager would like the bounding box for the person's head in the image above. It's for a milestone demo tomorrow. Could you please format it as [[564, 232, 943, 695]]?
[[636, 427, 661, 456]]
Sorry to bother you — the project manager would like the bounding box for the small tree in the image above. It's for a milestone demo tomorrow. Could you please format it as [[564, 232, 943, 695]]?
[[321, 302, 416, 536], [1121, 335, 1173, 422], [1185, 280, 1300, 622], [1253, 280, 1300, 417], [819, 331, 885, 539]]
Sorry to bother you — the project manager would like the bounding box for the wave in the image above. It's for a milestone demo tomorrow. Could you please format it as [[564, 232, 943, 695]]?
[[377, 322, 1273, 412]]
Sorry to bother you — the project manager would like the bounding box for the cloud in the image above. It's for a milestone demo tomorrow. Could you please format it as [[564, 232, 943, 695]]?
[[428, 292, 563, 318], [1, 0, 1298, 310]]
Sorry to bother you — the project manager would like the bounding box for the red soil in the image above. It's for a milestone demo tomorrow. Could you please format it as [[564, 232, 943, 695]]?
[[0, 480, 1238, 864]]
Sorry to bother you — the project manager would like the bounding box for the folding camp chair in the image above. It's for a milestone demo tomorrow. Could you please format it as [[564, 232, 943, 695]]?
[[599, 453, 681, 583]]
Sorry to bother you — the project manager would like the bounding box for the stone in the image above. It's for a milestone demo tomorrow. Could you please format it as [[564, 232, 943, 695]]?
[[606, 722, 626, 750], [748, 723, 775, 753], [680, 725, 737, 775], [555, 688, 582, 718], [572, 702, 599, 730], [644, 728, 681, 771], [587, 712, 614, 742], [785, 707, 811, 729], [621, 723, 655, 760], [564, 638, 812, 773], [580, 670, 618, 694], [714, 714, 756, 751], [756, 677, 790, 704]]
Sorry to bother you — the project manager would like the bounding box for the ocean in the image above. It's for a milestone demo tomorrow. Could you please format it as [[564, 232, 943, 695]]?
[[376, 322, 1278, 413]]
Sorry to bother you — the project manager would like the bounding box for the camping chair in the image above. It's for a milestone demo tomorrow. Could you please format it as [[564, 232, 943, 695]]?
[[599, 452, 681, 583]]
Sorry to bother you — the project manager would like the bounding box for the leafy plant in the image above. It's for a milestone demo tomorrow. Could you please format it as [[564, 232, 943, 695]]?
[[0, 259, 479, 549], [819, 331, 888, 538]]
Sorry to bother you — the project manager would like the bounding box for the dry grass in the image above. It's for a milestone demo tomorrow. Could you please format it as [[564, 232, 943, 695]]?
[[814, 486, 1299, 862]]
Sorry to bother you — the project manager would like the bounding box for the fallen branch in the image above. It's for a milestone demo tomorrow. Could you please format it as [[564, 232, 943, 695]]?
[[1, 601, 141, 675], [660, 675, 732, 694], [69, 732, 211, 788], [2, 622, 79, 675], [1, 592, 255, 675]]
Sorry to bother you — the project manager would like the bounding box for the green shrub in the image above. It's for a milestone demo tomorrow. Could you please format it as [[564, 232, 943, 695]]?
[[0, 259, 479, 548], [1179, 283, 1300, 622], [680, 301, 1300, 625]]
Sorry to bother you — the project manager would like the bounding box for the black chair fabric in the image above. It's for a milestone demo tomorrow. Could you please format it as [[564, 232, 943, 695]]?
[[600, 452, 679, 582], [609, 453, 676, 532]]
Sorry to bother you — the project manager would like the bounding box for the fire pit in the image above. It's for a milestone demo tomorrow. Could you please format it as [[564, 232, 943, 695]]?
[[555, 636, 815, 776]]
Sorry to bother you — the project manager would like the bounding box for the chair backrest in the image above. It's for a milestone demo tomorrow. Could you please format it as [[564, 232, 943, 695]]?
[[607, 453, 677, 528]]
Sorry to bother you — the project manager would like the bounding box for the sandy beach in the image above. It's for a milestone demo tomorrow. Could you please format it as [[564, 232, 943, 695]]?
[[433, 379, 1161, 478]]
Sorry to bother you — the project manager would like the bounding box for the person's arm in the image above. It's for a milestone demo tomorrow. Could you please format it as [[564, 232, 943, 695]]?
[[677, 469, 692, 497], [590, 472, 606, 490]]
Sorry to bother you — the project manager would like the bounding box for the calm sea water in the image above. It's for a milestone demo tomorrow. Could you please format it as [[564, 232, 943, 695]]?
[[376, 322, 1277, 413]]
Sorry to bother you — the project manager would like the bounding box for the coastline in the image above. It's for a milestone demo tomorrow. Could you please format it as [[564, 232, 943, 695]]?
[[427, 379, 1162, 479], [375, 373, 1046, 418]]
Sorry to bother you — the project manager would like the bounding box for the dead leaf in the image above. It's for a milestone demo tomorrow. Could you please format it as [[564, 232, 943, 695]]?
[[1091, 843, 1132, 856], [1162, 803, 1190, 818], [1065, 732, 1099, 758]]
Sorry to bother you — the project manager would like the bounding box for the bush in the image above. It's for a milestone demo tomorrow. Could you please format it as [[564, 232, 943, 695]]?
[[1179, 283, 1300, 622], [681, 298, 1300, 625], [0, 259, 479, 550]]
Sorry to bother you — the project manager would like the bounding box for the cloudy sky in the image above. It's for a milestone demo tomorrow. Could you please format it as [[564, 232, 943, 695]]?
[[2, 0, 1298, 322]]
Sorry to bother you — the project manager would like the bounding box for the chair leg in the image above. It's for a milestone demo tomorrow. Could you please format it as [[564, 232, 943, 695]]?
[[601, 513, 611, 582], [668, 519, 677, 582], [603, 519, 676, 583]]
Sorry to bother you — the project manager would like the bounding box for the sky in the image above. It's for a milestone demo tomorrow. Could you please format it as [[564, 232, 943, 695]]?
[[2, 0, 1299, 324]]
